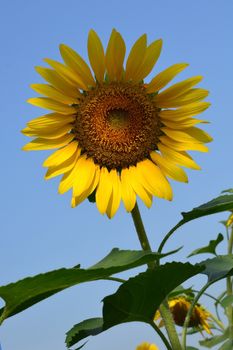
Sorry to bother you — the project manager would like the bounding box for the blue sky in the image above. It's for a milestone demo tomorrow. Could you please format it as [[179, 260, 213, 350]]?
[[0, 0, 233, 349]]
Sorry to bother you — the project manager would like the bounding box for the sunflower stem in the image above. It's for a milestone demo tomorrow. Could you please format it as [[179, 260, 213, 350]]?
[[226, 226, 233, 345], [181, 283, 211, 349], [149, 321, 173, 350], [131, 203, 182, 350]]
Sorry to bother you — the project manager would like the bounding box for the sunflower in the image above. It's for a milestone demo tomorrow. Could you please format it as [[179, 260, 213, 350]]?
[[136, 342, 159, 350], [154, 297, 212, 334], [22, 29, 212, 218]]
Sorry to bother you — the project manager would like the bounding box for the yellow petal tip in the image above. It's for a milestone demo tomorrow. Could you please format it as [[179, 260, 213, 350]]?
[[21, 128, 29, 135], [21, 144, 31, 151]]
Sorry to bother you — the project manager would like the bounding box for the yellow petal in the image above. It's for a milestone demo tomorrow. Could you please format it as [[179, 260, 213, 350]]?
[[158, 143, 201, 170], [35, 66, 81, 98], [22, 134, 74, 151], [134, 39, 162, 81], [43, 141, 78, 167], [136, 159, 173, 200], [45, 151, 79, 179], [150, 151, 188, 183], [160, 135, 209, 152], [125, 34, 147, 81], [58, 160, 79, 194], [72, 156, 97, 197], [136, 342, 159, 350], [156, 88, 209, 108], [88, 29, 105, 82], [27, 113, 75, 130], [106, 169, 121, 218], [120, 168, 136, 212], [71, 166, 100, 208], [162, 127, 212, 144], [226, 213, 233, 227], [96, 167, 113, 214], [162, 117, 208, 129], [59, 44, 95, 87], [159, 102, 211, 121], [114, 31, 126, 80], [31, 84, 77, 104], [146, 63, 189, 93], [27, 97, 77, 114], [128, 166, 153, 208], [105, 29, 126, 82], [22, 124, 72, 139], [105, 29, 117, 81], [155, 76, 203, 101], [184, 127, 213, 143], [44, 58, 87, 90]]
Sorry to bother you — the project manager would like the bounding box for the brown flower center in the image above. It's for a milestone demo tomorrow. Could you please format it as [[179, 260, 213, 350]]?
[[73, 82, 161, 169]]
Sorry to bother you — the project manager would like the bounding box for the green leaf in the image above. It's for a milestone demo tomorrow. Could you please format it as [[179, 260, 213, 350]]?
[[103, 262, 202, 327], [199, 329, 229, 348], [219, 220, 228, 226], [66, 318, 103, 348], [188, 233, 224, 257], [219, 339, 233, 350], [159, 194, 233, 253], [222, 188, 233, 194], [90, 246, 181, 269], [168, 285, 194, 299], [0, 248, 172, 323], [220, 295, 233, 308], [186, 347, 199, 350], [200, 255, 233, 282], [181, 194, 233, 223], [65, 262, 202, 348]]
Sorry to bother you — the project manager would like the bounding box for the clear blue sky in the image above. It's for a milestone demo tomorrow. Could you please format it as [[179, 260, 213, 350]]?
[[0, 1, 233, 349]]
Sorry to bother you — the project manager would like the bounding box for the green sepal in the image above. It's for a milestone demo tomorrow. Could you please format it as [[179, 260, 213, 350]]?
[[87, 190, 96, 203]]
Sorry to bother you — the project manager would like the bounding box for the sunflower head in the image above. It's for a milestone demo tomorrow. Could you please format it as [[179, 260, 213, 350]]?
[[154, 296, 212, 334], [136, 342, 159, 350], [22, 29, 212, 218]]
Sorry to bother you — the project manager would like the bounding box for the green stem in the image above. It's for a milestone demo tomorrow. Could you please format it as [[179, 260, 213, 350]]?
[[149, 321, 173, 350], [131, 202, 153, 252], [227, 226, 233, 344], [131, 203, 182, 350], [158, 220, 185, 253], [181, 283, 211, 349], [159, 301, 182, 350]]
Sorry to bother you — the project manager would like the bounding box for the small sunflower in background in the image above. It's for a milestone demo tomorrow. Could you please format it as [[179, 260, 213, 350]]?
[[22, 29, 212, 218], [136, 342, 159, 350], [154, 296, 213, 335], [226, 211, 233, 227]]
